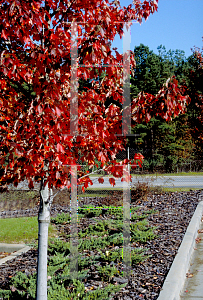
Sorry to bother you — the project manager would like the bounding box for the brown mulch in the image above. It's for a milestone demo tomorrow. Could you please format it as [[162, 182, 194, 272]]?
[[0, 189, 202, 299]]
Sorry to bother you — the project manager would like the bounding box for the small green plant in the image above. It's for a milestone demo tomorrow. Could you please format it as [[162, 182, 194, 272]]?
[[110, 233, 123, 246], [78, 254, 100, 270], [105, 206, 123, 219], [9, 271, 36, 299], [78, 206, 103, 218], [51, 212, 70, 225], [48, 238, 70, 255], [131, 209, 157, 221], [98, 249, 122, 263], [131, 248, 152, 265], [96, 265, 119, 281], [48, 252, 70, 276], [2, 272, 125, 300], [131, 220, 157, 243], [0, 290, 12, 300], [78, 235, 111, 251]]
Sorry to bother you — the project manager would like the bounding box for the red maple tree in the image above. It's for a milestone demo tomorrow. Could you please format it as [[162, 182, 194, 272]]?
[[0, 0, 191, 298], [0, 0, 190, 191], [0, 0, 162, 191]]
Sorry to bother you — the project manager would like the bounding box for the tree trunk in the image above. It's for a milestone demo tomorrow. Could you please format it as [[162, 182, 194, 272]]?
[[36, 180, 53, 300]]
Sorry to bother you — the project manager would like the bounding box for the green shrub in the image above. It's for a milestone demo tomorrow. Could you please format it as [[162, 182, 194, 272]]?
[[131, 220, 157, 243], [7, 271, 36, 299], [98, 249, 122, 263], [51, 212, 70, 225], [0, 290, 12, 300], [48, 238, 70, 255], [48, 252, 70, 276], [0, 204, 158, 299], [78, 235, 110, 251], [84, 283, 126, 300], [131, 209, 157, 221], [131, 248, 152, 265], [78, 206, 103, 218], [1, 273, 124, 300], [96, 265, 119, 281]]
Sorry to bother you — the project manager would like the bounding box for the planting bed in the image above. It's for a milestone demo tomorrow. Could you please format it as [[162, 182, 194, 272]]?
[[0, 189, 202, 299]]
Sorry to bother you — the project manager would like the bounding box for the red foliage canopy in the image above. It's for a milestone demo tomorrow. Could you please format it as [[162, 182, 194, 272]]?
[[0, 0, 189, 190]]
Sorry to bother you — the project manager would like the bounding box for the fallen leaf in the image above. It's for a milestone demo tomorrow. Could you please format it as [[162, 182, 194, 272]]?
[[196, 237, 201, 243], [186, 273, 194, 278]]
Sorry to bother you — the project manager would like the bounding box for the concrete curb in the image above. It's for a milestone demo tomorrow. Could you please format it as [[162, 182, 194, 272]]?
[[157, 200, 203, 300], [0, 243, 30, 265]]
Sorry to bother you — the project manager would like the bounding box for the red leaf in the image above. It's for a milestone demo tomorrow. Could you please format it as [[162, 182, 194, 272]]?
[[84, 181, 89, 188], [134, 153, 144, 168], [109, 178, 115, 187], [138, 160, 142, 168], [55, 107, 61, 116], [57, 143, 65, 153], [28, 180, 34, 189], [51, 49, 56, 57], [98, 177, 104, 184], [98, 152, 106, 164], [134, 153, 144, 161], [1, 30, 7, 39]]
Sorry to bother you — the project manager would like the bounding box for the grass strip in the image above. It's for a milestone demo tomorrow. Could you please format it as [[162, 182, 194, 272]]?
[[0, 217, 57, 244]]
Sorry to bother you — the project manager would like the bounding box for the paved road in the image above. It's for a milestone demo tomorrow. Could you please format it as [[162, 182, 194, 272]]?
[[89, 175, 203, 189], [8, 175, 203, 190]]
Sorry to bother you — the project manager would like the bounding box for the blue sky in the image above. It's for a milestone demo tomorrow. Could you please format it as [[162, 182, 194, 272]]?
[[111, 0, 203, 58]]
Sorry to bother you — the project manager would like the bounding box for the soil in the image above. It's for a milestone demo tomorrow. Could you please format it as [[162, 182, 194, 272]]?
[[0, 188, 203, 299]]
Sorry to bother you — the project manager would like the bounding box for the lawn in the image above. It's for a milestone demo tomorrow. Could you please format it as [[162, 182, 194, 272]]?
[[0, 217, 57, 244]]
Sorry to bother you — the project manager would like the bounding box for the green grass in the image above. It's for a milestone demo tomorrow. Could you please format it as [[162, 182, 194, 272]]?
[[78, 193, 108, 197], [0, 190, 38, 202], [162, 187, 203, 192], [89, 171, 203, 178], [85, 187, 123, 191], [79, 185, 202, 198], [131, 171, 203, 177], [78, 187, 123, 198], [0, 217, 57, 244]]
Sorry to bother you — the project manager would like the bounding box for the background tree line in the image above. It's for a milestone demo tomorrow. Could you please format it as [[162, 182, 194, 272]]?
[[128, 44, 203, 173]]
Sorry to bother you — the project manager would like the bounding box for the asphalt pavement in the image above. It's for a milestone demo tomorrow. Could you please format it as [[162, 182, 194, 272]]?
[[89, 175, 203, 189], [8, 175, 203, 190]]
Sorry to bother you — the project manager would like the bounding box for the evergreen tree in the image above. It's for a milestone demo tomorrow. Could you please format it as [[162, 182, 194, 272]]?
[[130, 44, 196, 172]]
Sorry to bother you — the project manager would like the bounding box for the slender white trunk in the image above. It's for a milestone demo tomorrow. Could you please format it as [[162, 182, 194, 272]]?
[[36, 180, 53, 300]]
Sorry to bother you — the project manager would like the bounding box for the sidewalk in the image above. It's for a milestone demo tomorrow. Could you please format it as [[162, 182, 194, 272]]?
[[157, 201, 203, 300], [180, 219, 203, 299]]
